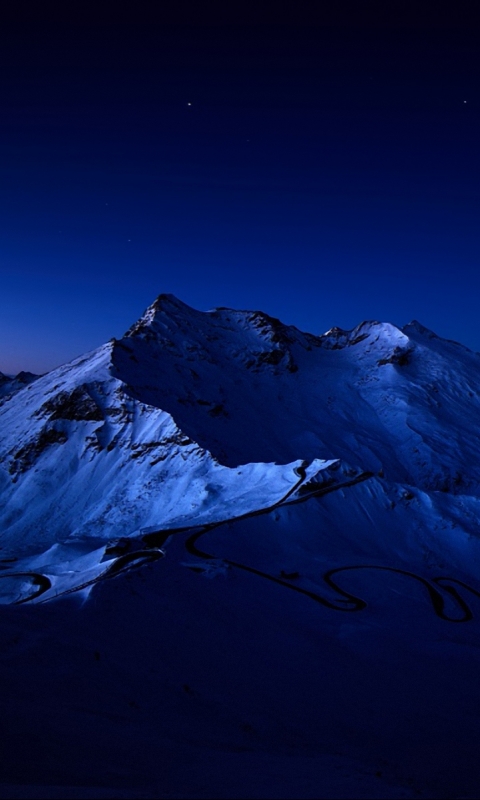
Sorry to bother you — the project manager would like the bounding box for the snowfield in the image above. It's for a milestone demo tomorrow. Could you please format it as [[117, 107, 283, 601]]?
[[2, 295, 480, 797]]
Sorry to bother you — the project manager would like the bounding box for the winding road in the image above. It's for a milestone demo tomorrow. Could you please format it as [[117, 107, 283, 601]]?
[[0, 549, 164, 605], [179, 469, 480, 624], [43, 548, 165, 601], [2, 463, 480, 622], [184, 538, 480, 623], [142, 464, 374, 548], [0, 572, 52, 604], [324, 566, 480, 623]]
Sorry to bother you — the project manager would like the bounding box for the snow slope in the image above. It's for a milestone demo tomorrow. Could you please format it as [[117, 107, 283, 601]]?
[[0, 330, 337, 559], [2, 295, 480, 797]]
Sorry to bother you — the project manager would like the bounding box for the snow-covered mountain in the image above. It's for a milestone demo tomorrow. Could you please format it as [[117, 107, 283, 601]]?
[[0, 369, 38, 400], [3, 294, 480, 549], [2, 295, 480, 798]]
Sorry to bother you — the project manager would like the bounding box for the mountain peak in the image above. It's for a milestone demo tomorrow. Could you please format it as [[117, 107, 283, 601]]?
[[320, 319, 408, 350], [403, 319, 474, 353], [124, 293, 199, 338], [0, 370, 40, 400], [403, 319, 437, 337]]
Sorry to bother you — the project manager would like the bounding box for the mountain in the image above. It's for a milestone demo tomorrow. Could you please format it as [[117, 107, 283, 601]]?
[[2, 295, 480, 798], [0, 369, 39, 399]]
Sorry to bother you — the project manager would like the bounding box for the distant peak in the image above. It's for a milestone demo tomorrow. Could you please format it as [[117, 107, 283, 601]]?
[[403, 319, 473, 353], [320, 319, 406, 350], [15, 371, 39, 383], [323, 320, 392, 337], [403, 320, 437, 337], [0, 369, 39, 399]]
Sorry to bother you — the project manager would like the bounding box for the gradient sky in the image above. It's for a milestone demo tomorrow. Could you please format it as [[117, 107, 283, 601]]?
[[1, 3, 480, 373]]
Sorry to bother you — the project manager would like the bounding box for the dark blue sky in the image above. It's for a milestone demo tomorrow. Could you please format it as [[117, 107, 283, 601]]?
[[2, 3, 480, 372]]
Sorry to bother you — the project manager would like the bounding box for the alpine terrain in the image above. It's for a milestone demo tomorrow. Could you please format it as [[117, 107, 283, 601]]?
[[1, 294, 480, 798]]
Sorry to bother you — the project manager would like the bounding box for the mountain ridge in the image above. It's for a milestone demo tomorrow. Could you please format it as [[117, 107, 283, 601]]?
[[2, 294, 480, 554]]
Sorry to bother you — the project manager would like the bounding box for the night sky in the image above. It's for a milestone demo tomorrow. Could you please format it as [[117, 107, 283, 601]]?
[[2, 3, 480, 373]]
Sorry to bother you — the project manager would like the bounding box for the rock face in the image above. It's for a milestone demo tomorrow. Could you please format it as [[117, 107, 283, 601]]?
[[2, 295, 480, 798]]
